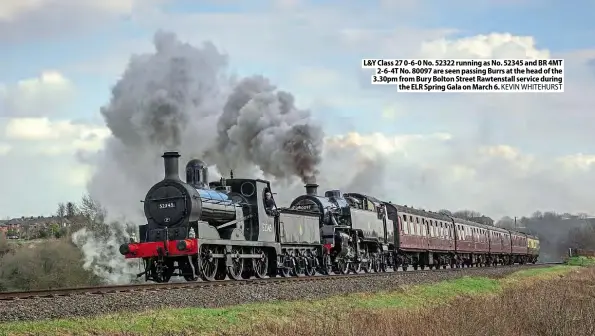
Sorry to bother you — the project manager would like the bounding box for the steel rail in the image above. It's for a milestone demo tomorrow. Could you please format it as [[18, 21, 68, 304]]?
[[0, 262, 562, 301]]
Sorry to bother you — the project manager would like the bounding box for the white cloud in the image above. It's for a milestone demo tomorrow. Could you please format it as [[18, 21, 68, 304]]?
[[0, 0, 141, 21], [4, 117, 110, 155], [311, 132, 595, 219], [0, 116, 110, 216], [419, 33, 551, 59], [0, 71, 74, 117]]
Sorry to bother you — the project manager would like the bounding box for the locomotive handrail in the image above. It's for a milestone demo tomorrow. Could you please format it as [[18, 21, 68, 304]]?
[[277, 207, 320, 215], [215, 214, 253, 230], [148, 196, 186, 202]]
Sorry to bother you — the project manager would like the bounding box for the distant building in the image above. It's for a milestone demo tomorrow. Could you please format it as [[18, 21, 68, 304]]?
[[0, 215, 74, 238]]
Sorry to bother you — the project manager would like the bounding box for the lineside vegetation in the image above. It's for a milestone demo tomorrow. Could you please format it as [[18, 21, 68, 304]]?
[[1, 265, 590, 336]]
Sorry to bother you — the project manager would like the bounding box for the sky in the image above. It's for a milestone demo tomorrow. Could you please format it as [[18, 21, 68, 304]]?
[[0, 0, 594, 220]]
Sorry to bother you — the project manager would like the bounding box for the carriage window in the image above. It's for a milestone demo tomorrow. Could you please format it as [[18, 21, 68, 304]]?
[[416, 217, 420, 224], [409, 215, 413, 222], [404, 221, 409, 234]]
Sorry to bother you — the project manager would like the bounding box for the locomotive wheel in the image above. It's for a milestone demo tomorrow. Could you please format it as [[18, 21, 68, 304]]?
[[227, 248, 244, 280], [335, 259, 348, 274], [420, 265, 425, 270], [279, 254, 292, 277], [199, 246, 218, 281], [252, 248, 268, 279], [379, 255, 388, 272], [280, 266, 291, 277], [304, 257, 316, 276], [401, 265, 408, 271], [153, 267, 173, 283], [361, 251, 370, 273], [154, 272, 172, 283], [292, 256, 306, 276], [371, 253, 379, 273], [320, 255, 332, 275]]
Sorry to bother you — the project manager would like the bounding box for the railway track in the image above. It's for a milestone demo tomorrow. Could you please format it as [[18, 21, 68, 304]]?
[[0, 262, 562, 301]]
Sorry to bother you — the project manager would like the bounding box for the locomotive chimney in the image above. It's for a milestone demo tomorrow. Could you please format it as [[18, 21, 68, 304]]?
[[162, 151, 181, 180], [305, 183, 319, 196]]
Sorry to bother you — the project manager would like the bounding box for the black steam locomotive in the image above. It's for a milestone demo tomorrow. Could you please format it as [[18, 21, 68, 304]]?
[[119, 151, 539, 282], [120, 151, 326, 282]]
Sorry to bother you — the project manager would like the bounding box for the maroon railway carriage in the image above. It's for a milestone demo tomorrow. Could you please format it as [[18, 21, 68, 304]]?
[[452, 217, 490, 266], [384, 204, 456, 270], [488, 226, 511, 264], [510, 231, 528, 263], [384, 203, 536, 270]]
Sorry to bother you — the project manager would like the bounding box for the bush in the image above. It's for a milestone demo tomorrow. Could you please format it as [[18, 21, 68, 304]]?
[[0, 238, 102, 291], [0, 235, 10, 256]]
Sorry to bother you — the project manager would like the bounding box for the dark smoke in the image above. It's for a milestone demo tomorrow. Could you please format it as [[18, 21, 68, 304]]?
[[214, 76, 323, 183]]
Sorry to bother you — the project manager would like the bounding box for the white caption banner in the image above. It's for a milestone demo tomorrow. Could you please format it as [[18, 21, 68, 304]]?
[[361, 59, 564, 93]]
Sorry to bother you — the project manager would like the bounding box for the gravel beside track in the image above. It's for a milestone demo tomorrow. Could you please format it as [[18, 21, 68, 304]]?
[[0, 264, 558, 322]]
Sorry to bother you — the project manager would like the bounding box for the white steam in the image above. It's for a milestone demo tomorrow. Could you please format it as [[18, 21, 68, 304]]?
[[73, 31, 324, 283]]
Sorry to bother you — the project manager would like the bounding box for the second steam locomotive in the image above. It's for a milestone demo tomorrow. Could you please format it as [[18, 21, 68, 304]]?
[[119, 152, 540, 282]]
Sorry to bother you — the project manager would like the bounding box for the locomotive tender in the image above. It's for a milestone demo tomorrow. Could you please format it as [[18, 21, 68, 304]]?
[[119, 152, 540, 282]]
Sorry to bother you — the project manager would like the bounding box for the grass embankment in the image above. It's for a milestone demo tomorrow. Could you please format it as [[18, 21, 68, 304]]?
[[1, 265, 590, 336]]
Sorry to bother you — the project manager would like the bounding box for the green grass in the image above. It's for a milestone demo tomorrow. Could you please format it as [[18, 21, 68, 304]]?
[[0, 266, 577, 336], [565, 256, 595, 266]]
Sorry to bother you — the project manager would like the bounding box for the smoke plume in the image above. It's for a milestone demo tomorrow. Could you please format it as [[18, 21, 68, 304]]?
[[215, 76, 323, 183], [74, 31, 324, 283]]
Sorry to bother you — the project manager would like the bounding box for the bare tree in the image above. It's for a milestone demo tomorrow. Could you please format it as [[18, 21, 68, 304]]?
[[66, 202, 78, 219], [56, 203, 66, 219]]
